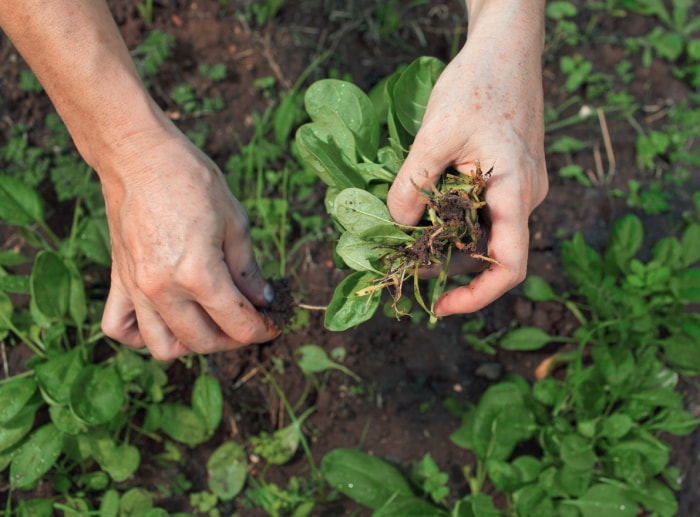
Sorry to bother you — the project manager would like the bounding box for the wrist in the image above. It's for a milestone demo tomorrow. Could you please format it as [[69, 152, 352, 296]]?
[[465, 0, 545, 54]]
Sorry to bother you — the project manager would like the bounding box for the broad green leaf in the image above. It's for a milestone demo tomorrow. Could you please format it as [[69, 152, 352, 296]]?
[[486, 459, 522, 493], [34, 348, 84, 404], [336, 233, 387, 274], [48, 404, 84, 435], [359, 224, 414, 245], [355, 162, 396, 183], [523, 275, 557, 301], [296, 344, 360, 380], [0, 405, 36, 453], [305, 79, 380, 161], [471, 382, 536, 461], [64, 258, 87, 326], [10, 423, 64, 489], [99, 489, 120, 517], [0, 274, 30, 295], [384, 71, 414, 151], [513, 485, 554, 517], [89, 433, 141, 482], [30, 251, 71, 322], [119, 488, 154, 516], [335, 188, 397, 235], [207, 441, 247, 501], [0, 376, 37, 425], [648, 408, 699, 436], [0, 290, 11, 340], [17, 499, 54, 517], [679, 268, 700, 303], [661, 333, 700, 373], [76, 214, 112, 267], [192, 374, 223, 434], [601, 413, 633, 439], [592, 344, 635, 388], [681, 223, 700, 266], [392, 57, 445, 136], [564, 484, 638, 517], [70, 365, 125, 425], [453, 494, 502, 517], [0, 250, 29, 267], [560, 434, 597, 471], [499, 327, 553, 351], [512, 455, 542, 484], [0, 175, 45, 225], [322, 448, 413, 510], [607, 214, 643, 271], [374, 497, 447, 517], [296, 123, 366, 190], [625, 478, 677, 517], [159, 403, 209, 447], [607, 434, 670, 475], [325, 271, 382, 331]]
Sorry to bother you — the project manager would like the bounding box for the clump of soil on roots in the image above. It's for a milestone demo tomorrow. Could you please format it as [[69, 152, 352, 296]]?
[[380, 163, 495, 307]]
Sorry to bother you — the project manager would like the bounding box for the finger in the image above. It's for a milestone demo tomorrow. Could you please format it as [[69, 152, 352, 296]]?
[[223, 226, 273, 309], [131, 300, 190, 361], [102, 280, 146, 349], [433, 214, 529, 316], [190, 259, 281, 344], [387, 133, 451, 226]]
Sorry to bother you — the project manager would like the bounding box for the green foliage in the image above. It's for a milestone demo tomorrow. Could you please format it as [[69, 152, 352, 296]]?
[[132, 29, 176, 82]]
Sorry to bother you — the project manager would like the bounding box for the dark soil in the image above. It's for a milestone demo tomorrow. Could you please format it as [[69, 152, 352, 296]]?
[[1, 0, 699, 515]]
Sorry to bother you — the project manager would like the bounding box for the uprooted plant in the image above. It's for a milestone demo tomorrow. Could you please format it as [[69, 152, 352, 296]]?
[[296, 57, 493, 331]]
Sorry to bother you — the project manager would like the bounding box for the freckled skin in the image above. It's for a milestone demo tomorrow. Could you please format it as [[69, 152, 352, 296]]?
[[386, 0, 548, 317]]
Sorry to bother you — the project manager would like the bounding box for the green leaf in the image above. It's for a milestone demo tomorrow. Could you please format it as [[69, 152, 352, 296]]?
[[70, 365, 125, 425], [0, 290, 12, 340], [335, 188, 397, 235], [374, 497, 447, 517], [34, 348, 84, 404], [601, 413, 633, 439], [0, 175, 45, 225], [682, 223, 700, 265], [0, 376, 37, 425], [17, 499, 54, 517], [304, 79, 380, 161], [499, 327, 553, 351], [325, 271, 382, 331], [335, 233, 388, 274], [470, 382, 536, 461], [487, 459, 523, 493], [607, 215, 643, 271], [30, 251, 71, 322], [159, 403, 209, 447], [89, 432, 141, 482], [207, 441, 247, 501], [453, 494, 502, 517], [10, 423, 64, 489], [296, 344, 360, 380], [560, 434, 597, 471], [513, 485, 554, 517], [359, 223, 414, 245], [564, 484, 638, 517], [523, 276, 558, 301], [76, 214, 112, 267], [624, 478, 677, 517], [296, 123, 366, 190], [48, 404, 85, 435], [119, 488, 154, 516], [250, 409, 313, 465], [322, 448, 413, 510], [192, 374, 223, 434], [392, 57, 445, 136], [0, 405, 36, 453], [98, 489, 119, 517]]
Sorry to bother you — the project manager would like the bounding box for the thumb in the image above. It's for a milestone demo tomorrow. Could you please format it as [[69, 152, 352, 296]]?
[[224, 231, 274, 309], [387, 135, 447, 226]]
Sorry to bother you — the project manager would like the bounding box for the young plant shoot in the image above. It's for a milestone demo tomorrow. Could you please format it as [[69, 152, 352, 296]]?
[[296, 57, 492, 331]]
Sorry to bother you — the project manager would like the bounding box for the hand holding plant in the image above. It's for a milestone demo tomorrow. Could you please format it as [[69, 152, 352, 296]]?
[[388, 0, 549, 316]]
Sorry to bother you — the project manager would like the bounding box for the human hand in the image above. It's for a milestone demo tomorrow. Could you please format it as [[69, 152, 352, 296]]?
[[98, 124, 280, 360], [387, 4, 548, 317]]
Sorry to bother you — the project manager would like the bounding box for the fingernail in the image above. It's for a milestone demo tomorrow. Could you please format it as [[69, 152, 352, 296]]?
[[264, 282, 275, 304]]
